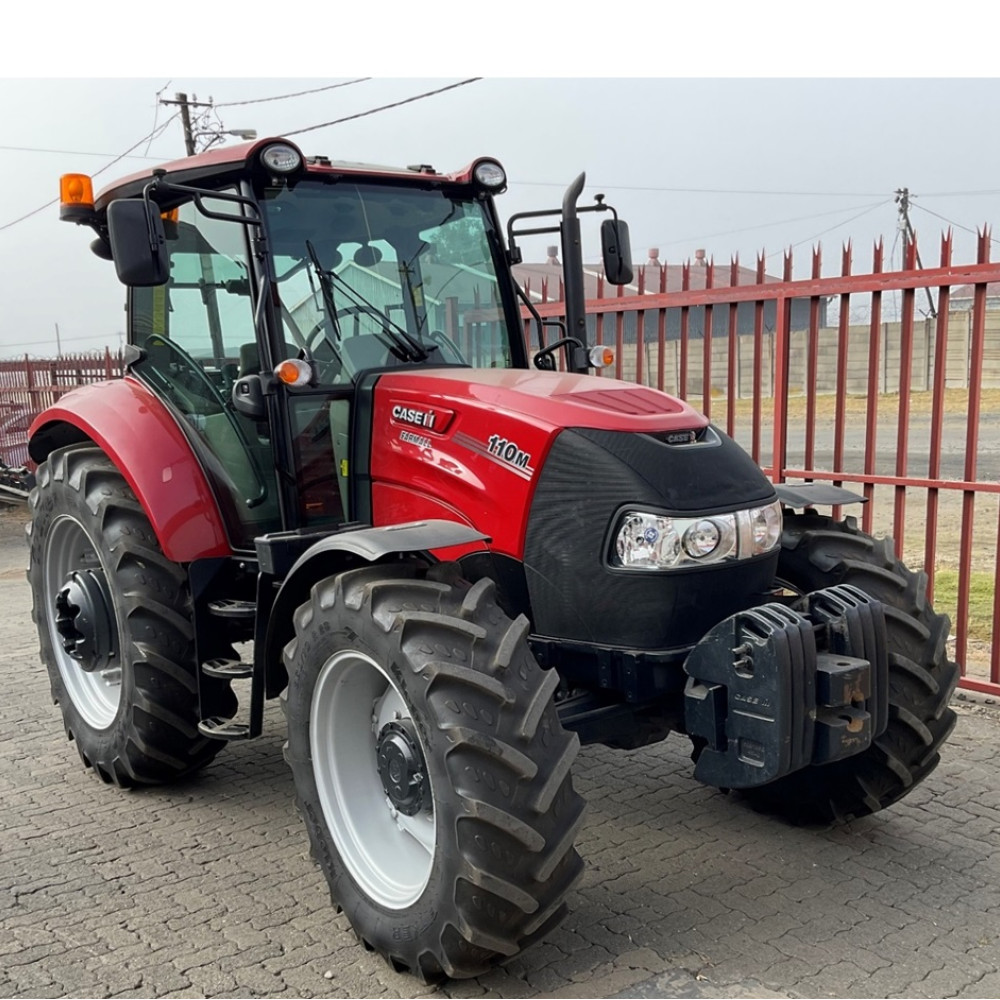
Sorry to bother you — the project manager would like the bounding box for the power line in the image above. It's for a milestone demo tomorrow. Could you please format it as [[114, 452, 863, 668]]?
[[91, 114, 180, 177], [145, 81, 173, 156], [0, 144, 161, 160], [216, 78, 371, 107], [515, 180, 888, 198], [909, 201, 1000, 243], [0, 78, 479, 232], [284, 78, 482, 136], [0, 331, 115, 350], [0, 114, 179, 234], [0, 79, 480, 232], [920, 189, 1000, 198], [910, 199, 1000, 253], [765, 199, 892, 259], [651, 199, 890, 253]]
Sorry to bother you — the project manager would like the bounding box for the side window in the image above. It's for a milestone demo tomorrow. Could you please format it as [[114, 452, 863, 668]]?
[[130, 198, 282, 545], [132, 199, 254, 370], [420, 212, 511, 369]]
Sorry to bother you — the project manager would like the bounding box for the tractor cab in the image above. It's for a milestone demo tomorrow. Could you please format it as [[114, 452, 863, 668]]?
[[81, 141, 525, 547], [58, 138, 628, 551]]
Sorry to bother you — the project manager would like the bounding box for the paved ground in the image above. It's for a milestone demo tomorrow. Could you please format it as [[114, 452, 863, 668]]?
[[2, 501, 1000, 1000]]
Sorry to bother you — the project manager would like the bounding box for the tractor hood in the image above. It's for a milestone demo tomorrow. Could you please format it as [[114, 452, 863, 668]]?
[[373, 368, 711, 435], [367, 368, 772, 563]]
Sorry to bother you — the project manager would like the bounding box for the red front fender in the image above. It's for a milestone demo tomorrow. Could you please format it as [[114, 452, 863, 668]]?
[[29, 377, 231, 561]]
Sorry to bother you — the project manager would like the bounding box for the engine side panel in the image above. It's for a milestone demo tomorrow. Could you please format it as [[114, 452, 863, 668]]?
[[371, 368, 706, 560], [367, 369, 710, 560]]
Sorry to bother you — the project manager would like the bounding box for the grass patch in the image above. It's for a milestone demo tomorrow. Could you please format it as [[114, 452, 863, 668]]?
[[933, 569, 995, 642]]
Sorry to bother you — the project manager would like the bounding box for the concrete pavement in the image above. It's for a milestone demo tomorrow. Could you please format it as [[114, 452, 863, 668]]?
[[2, 502, 999, 1000]]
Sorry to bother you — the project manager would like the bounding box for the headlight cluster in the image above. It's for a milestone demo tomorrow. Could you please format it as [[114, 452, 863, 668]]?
[[612, 499, 782, 571]]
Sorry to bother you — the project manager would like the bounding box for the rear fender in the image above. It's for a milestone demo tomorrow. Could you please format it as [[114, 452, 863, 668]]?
[[28, 378, 231, 561]]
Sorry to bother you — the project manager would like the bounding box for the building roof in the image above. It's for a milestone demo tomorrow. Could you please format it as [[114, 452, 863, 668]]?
[[512, 248, 782, 301], [949, 281, 1000, 302]]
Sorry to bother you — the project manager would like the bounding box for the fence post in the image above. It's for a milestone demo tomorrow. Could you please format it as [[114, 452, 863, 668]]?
[[771, 294, 789, 484]]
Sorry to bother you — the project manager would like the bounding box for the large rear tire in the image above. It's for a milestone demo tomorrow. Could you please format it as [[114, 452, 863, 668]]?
[[741, 512, 958, 824], [282, 562, 586, 981], [28, 445, 234, 787]]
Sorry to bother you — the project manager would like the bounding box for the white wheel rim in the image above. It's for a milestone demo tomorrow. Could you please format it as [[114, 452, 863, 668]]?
[[44, 514, 121, 730], [310, 649, 436, 909]]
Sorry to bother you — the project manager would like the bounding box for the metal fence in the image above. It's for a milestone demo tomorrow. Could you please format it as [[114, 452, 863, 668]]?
[[0, 350, 123, 469], [4, 237, 999, 698], [525, 233, 1000, 698]]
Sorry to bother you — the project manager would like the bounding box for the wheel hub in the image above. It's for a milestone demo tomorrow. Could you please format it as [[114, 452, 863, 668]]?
[[54, 569, 114, 672], [376, 720, 427, 816]]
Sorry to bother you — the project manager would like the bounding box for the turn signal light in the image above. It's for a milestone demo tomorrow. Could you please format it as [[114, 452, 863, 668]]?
[[274, 358, 313, 387], [589, 345, 615, 369], [59, 173, 95, 223]]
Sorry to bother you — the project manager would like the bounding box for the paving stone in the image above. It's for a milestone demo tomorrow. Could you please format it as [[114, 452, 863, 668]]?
[[3, 503, 1000, 999]]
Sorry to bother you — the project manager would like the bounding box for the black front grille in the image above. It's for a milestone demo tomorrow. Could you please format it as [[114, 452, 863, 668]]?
[[523, 427, 778, 648]]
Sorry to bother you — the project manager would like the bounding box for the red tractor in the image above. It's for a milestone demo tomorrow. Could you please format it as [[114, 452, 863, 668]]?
[[30, 139, 957, 981]]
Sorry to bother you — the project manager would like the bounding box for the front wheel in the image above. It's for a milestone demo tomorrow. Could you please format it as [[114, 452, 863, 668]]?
[[740, 512, 959, 824], [282, 562, 586, 981]]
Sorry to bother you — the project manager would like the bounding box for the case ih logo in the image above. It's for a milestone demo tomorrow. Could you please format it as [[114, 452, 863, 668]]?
[[665, 430, 698, 445], [390, 403, 451, 431]]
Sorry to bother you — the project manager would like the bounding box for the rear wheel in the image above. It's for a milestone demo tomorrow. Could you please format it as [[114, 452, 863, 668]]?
[[28, 445, 233, 786], [282, 562, 586, 981], [741, 512, 958, 824]]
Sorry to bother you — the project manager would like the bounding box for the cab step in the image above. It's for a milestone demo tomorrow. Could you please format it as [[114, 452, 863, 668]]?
[[198, 717, 252, 741], [202, 657, 253, 680], [208, 599, 256, 620]]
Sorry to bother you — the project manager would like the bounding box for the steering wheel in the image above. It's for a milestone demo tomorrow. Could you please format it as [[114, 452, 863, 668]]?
[[303, 305, 375, 351], [425, 329, 466, 365]]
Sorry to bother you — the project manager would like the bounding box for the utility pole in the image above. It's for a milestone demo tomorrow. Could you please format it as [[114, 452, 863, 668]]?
[[160, 92, 215, 156], [895, 187, 937, 318], [54, 322, 62, 358]]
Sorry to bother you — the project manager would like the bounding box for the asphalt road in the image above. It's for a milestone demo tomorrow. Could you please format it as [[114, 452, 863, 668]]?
[[3, 503, 1000, 1000], [730, 410, 1000, 483]]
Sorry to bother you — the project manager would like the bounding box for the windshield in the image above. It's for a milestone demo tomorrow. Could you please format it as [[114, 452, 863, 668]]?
[[261, 180, 516, 380]]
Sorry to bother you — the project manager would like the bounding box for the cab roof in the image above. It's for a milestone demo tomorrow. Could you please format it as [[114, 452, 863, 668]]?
[[93, 136, 486, 211]]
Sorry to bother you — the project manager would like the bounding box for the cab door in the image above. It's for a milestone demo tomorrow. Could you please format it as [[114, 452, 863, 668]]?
[[128, 197, 284, 547]]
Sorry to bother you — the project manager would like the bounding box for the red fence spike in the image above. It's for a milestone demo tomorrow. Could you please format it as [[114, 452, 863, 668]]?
[[940, 229, 952, 264]]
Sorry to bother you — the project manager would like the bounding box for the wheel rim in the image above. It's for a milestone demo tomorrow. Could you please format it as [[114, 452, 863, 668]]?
[[44, 514, 121, 730], [310, 649, 436, 909]]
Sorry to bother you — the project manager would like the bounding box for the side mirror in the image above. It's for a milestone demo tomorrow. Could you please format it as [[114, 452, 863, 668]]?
[[107, 199, 169, 286], [601, 218, 633, 286]]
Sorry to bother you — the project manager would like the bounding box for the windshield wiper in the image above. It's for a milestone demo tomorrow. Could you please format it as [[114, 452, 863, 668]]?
[[304, 240, 343, 345], [304, 240, 428, 363]]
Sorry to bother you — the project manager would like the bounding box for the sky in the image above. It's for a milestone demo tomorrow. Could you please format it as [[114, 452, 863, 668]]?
[[3, 5, 1000, 357]]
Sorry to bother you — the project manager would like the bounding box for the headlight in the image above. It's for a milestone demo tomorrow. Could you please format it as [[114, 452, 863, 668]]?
[[611, 499, 782, 571]]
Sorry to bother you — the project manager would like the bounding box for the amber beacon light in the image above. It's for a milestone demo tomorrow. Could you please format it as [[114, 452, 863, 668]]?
[[59, 173, 95, 223]]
